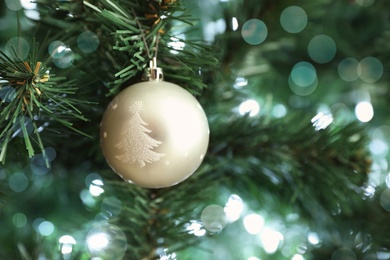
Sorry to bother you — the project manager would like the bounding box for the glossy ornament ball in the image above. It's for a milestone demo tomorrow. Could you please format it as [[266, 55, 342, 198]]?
[[100, 80, 209, 188]]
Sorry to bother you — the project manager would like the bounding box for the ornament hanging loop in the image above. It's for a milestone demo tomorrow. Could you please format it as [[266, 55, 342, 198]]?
[[132, 6, 163, 82], [143, 57, 164, 82]]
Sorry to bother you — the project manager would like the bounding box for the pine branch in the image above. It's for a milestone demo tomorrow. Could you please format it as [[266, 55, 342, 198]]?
[[209, 110, 371, 221], [83, 0, 218, 95], [0, 42, 90, 165], [98, 163, 219, 259]]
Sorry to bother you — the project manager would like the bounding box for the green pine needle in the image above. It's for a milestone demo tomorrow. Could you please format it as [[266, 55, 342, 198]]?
[[0, 42, 90, 165], [84, 0, 218, 95]]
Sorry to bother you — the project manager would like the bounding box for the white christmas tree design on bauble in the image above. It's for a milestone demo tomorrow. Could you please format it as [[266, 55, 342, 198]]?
[[100, 80, 209, 188], [115, 101, 165, 167]]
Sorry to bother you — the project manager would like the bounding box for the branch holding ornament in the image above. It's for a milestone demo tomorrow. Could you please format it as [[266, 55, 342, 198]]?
[[83, 0, 218, 96]]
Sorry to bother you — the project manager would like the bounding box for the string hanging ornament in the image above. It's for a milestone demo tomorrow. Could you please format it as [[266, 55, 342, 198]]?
[[100, 9, 209, 188]]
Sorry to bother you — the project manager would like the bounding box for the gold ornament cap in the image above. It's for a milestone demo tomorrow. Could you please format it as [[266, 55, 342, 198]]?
[[143, 57, 163, 81]]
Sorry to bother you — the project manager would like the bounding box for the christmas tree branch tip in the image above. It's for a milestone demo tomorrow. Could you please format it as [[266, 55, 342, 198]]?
[[0, 43, 90, 165]]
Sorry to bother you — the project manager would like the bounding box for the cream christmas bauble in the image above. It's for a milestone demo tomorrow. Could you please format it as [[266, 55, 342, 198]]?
[[100, 80, 209, 188]]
